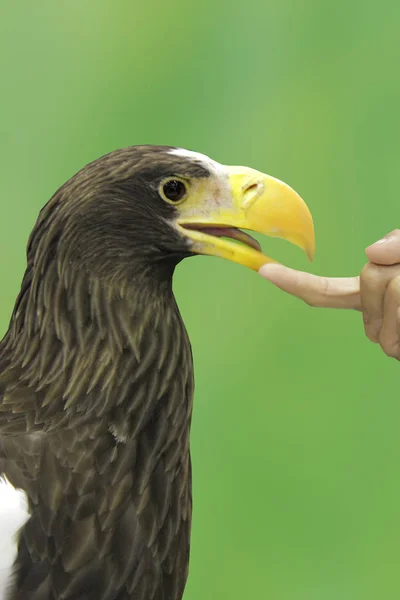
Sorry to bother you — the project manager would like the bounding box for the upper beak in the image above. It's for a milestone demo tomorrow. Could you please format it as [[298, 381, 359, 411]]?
[[177, 166, 315, 271]]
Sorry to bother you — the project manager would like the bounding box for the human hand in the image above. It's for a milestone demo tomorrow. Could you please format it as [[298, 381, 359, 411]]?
[[259, 230, 400, 359]]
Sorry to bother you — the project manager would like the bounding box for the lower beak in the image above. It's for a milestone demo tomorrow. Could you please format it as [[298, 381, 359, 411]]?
[[178, 166, 315, 270]]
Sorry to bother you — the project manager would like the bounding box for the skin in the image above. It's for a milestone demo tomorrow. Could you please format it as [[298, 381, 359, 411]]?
[[259, 230, 400, 360]]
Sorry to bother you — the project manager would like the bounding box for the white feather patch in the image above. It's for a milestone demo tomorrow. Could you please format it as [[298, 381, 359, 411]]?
[[168, 148, 227, 178], [0, 477, 29, 600]]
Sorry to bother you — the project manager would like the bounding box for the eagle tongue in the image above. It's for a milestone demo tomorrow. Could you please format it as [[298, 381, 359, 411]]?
[[198, 227, 261, 252]]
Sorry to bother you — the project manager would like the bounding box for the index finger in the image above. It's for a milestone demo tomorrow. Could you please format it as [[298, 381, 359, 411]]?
[[259, 264, 361, 310]]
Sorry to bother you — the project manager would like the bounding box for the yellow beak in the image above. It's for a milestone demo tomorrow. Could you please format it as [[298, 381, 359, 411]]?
[[177, 166, 315, 270]]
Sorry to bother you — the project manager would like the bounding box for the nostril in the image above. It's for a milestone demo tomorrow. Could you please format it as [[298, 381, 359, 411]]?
[[244, 183, 259, 194]]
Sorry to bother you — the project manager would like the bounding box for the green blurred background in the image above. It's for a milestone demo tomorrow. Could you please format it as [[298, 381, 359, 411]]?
[[1, 1, 400, 598]]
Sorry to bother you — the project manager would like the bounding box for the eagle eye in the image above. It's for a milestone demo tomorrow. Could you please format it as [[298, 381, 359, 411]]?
[[160, 178, 188, 204]]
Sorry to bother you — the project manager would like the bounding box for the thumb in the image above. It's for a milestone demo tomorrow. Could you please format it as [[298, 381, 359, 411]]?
[[365, 230, 400, 265]]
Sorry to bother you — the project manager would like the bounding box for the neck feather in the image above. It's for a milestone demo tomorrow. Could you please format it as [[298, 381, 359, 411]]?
[[1, 260, 193, 439]]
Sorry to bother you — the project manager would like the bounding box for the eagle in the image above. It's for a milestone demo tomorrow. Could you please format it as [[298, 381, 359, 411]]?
[[0, 146, 315, 600]]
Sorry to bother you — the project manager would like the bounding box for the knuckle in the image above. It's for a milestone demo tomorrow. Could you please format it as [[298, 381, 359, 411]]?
[[319, 277, 330, 294], [360, 262, 381, 285], [304, 292, 328, 308], [304, 278, 330, 307]]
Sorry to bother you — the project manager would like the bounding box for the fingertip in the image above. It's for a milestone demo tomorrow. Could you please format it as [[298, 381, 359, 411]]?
[[258, 263, 287, 281], [365, 231, 400, 264], [365, 238, 388, 259]]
